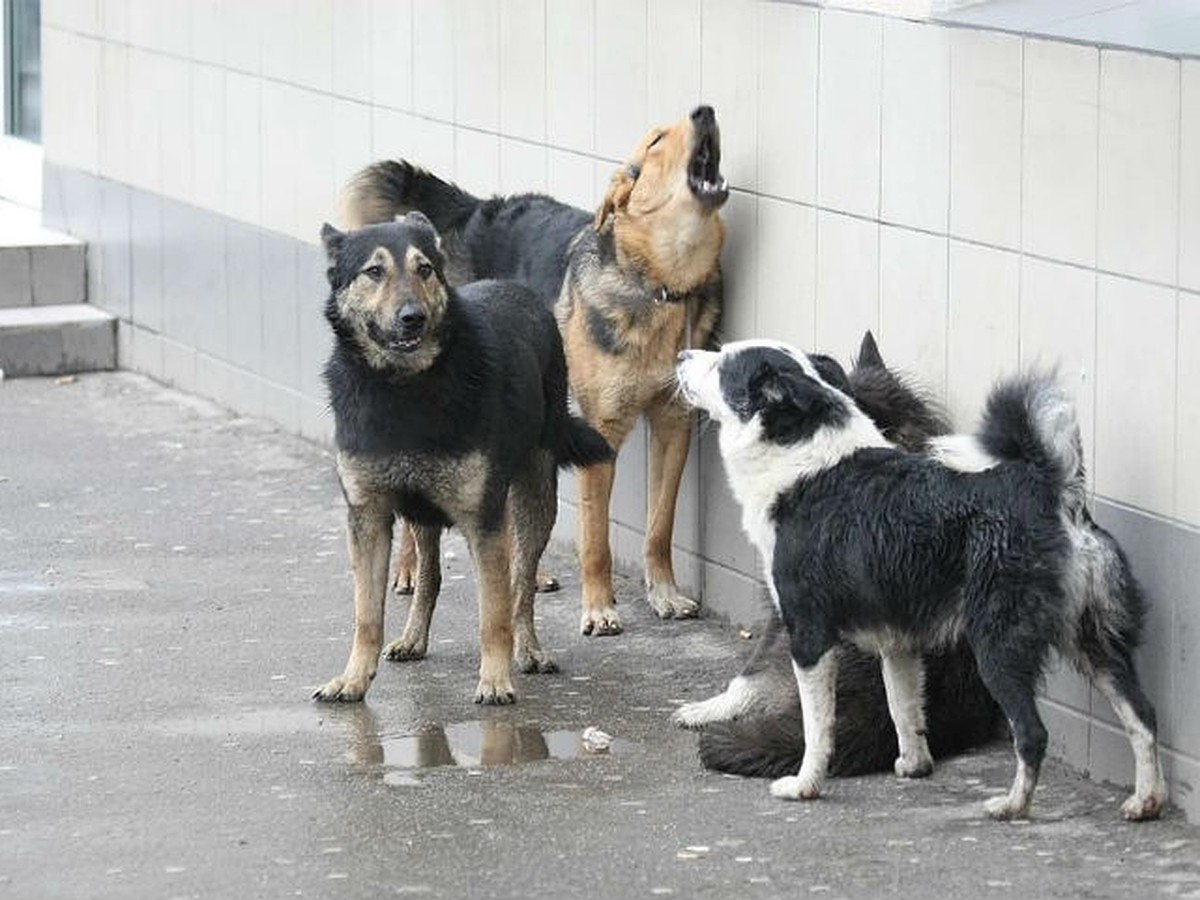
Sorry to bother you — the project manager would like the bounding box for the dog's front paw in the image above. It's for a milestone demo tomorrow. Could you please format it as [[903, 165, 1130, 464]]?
[[894, 751, 934, 779], [983, 793, 1031, 821], [514, 643, 559, 674], [384, 635, 427, 661], [1121, 790, 1166, 821], [580, 605, 623, 636], [313, 672, 372, 703], [393, 566, 415, 596], [770, 773, 823, 801], [646, 583, 699, 620], [474, 676, 517, 706]]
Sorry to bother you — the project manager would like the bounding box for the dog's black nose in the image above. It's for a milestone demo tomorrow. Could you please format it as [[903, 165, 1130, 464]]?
[[691, 105, 715, 126], [397, 305, 426, 330]]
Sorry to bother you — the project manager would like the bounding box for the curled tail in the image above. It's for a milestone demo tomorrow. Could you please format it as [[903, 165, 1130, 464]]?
[[978, 371, 1084, 494], [340, 159, 481, 232]]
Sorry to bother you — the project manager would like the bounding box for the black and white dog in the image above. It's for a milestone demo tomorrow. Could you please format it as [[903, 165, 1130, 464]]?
[[675, 339, 1167, 821], [673, 334, 1002, 780]]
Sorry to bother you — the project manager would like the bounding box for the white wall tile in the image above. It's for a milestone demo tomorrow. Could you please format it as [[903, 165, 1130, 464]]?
[[260, 0, 297, 83], [500, 0, 547, 142], [546, 0, 594, 154], [292, 88, 337, 242], [224, 71, 262, 226], [102, 0, 130, 45], [1098, 50, 1180, 286], [126, 48, 162, 192], [406, 118, 457, 182], [817, 10, 882, 219], [719, 192, 759, 342], [157, 56, 194, 206], [126, 0, 178, 54], [546, 149, 595, 212], [455, 130, 501, 199], [756, 198, 817, 350], [946, 241, 1019, 426], [455, 0, 499, 131], [949, 28, 1022, 250], [371, 0, 412, 111], [1177, 291, 1200, 524], [1022, 39, 1098, 268], [1019, 256, 1097, 476], [756, 2, 818, 205], [332, 0, 372, 102], [881, 19, 949, 234], [879, 226, 949, 402], [221, 0, 262, 74], [41, 30, 100, 174], [816, 210, 879, 361], [372, 107, 416, 166], [191, 64, 226, 213], [42, 0, 101, 35], [292, 0, 334, 92], [1095, 275, 1176, 516], [98, 43, 132, 184], [596, 0, 648, 162], [647, 0, 702, 125], [500, 139, 548, 194], [1180, 61, 1200, 292], [259, 81, 299, 236], [701, 0, 758, 191], [190, 0, 224, 66], [411, 0, 455, 121], [333, 100, 373, 210]]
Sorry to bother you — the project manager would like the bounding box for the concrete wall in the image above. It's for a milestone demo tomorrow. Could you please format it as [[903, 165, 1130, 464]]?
[[37, 0, 1200, 820]]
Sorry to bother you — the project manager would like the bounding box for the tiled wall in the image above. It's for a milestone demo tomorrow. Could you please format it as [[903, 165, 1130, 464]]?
[[37, 0, 1200, 819]]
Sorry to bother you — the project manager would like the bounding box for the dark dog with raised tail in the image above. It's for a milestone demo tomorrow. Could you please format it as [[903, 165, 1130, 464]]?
[[675, 339, 1166, 821]]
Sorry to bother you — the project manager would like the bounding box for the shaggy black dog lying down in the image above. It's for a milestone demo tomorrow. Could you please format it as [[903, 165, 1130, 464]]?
[[674, 333, 1004, 776]]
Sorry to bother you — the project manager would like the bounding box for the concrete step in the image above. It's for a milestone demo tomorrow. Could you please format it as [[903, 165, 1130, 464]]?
[[0, 199, 86, 308], [0, 304, 117, 377]]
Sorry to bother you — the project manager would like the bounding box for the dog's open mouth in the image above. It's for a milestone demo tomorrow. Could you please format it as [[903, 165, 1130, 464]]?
[[688, 131, 728, 208], [367, 320, 423, 354]]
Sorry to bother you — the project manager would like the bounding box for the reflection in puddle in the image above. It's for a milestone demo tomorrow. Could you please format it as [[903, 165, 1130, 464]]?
[[346, 720, 619, 779]]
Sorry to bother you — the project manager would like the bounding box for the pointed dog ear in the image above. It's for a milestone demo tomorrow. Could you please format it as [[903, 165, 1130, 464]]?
[[320, 223, 345, 260], [855, 330, 885, 370], [594, 161, 642, 230]]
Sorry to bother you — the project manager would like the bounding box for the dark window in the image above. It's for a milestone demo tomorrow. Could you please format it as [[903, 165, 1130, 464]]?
[[4, 0, 40, 142]]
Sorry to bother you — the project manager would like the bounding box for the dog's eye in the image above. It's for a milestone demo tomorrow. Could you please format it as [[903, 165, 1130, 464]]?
[[648, 132, 665, 149], [361, 264, 385, 281], [415, 261, 434, 280]]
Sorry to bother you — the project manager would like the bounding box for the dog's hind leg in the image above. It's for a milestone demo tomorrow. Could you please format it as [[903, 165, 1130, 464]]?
[[384, 523, 442, 662], [466, 524, 517, 704], [971, 653, 1048, 820], [644, 401, 699, 620], [392, 519, 417, 595], [510, 452, 560, 674], [880, 651, 934, 778], [314, 500, 395, 703], [770, 650, 839, 801], [1090, 660, 1167, 820], [577, 417, 635, 636]]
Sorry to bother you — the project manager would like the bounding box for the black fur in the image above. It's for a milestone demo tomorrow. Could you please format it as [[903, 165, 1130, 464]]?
[[696, 333, 1002, 778], [346, 161, 590, 304]]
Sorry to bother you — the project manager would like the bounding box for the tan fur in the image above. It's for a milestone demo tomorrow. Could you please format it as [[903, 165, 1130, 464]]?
[[561, 110, 725, 635]]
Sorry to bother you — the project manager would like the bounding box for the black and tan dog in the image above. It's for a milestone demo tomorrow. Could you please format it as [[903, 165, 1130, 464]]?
[[341, 106, 728, 636], [313, 213, 610, 705]]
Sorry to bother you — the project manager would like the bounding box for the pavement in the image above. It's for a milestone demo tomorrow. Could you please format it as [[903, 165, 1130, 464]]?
[[1, 371, 1198, 900]]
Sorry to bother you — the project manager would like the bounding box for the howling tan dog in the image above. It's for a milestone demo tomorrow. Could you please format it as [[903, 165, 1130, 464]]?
[[341, 105, 728, 636]]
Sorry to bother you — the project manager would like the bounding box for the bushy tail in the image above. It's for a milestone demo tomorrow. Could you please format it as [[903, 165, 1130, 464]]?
[[978, 371, 1083, 493], [340, 159, 481, 233], [555, 416, 613, 469]]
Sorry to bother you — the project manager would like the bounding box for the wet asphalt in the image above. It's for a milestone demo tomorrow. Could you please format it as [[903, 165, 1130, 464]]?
[[1, 371, 1198, 900]]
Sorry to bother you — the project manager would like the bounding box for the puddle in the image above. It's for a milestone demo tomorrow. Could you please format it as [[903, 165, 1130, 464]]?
[[349, 721, 622, 774]]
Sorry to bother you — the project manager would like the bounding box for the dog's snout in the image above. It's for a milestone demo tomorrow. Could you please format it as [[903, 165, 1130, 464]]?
[[397, 305, 426, 330], [691, 105, 715, 126], [677, 350, 693, 364]]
